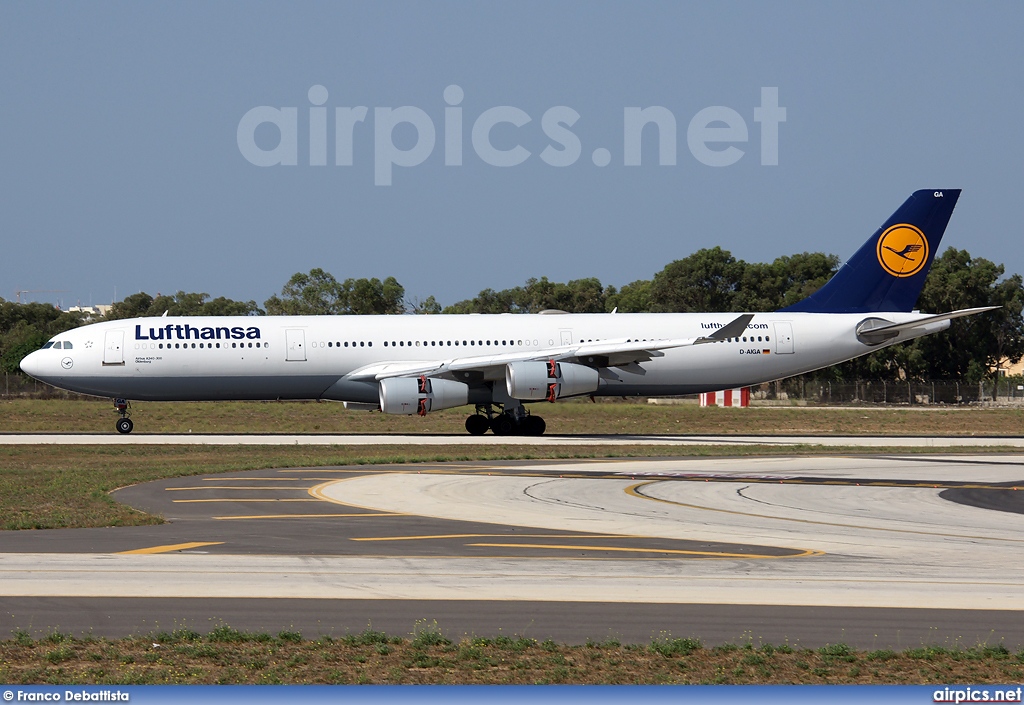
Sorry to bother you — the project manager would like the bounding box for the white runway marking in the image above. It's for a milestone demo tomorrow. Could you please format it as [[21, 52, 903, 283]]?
[[3, 433, 1024, 447]]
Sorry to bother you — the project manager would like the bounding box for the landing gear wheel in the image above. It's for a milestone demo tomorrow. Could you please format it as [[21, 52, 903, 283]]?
[[465, 414, 490, 435], [522, 415, 546, 436], [490, 414, 516, 436], [116, 418, 134, 434]]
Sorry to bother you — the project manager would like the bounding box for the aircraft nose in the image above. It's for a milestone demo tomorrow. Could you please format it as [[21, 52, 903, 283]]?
[[19, 350, 46, 379]]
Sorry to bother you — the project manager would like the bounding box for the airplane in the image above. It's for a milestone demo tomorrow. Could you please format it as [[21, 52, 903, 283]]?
[[20, 189, 996, 436]]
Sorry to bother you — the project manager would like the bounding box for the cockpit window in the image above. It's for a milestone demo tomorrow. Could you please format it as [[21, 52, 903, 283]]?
[[63, 341, 73, 349], [42, 342, 54, 350]]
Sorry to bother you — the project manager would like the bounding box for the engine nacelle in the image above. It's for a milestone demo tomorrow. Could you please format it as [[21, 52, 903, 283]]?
[[505, 361, 599, 401], [379, 376, 469, 415]]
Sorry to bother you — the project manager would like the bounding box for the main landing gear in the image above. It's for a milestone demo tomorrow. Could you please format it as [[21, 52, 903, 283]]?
[[464, 404, 546, 436], [114, 398, 134, 434]]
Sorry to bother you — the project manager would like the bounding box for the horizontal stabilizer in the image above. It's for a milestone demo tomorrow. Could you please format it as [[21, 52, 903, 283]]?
[[856, 306, 999, 344]]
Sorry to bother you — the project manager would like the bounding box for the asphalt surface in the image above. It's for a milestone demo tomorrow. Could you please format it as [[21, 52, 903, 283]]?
[[3, 455, 1024, 646]]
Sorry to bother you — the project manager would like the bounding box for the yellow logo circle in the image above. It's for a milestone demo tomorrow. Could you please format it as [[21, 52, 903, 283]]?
[[876, 223, 929, 278]]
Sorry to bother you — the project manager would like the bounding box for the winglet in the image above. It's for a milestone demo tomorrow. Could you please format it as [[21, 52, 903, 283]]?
[[695, 314, 755, 344], [783, 190, 961, 313]]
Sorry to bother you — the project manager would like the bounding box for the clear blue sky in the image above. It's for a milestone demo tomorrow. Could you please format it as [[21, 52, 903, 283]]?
[[2, 1, 1022, 309]]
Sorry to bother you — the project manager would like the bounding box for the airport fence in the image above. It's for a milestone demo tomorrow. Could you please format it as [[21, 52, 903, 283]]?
[[751, 377, 1024, 405], [1, 372, 95, 400]]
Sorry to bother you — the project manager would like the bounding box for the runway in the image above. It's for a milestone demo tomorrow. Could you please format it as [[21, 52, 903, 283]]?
[[4, 433, 1024, 447], [3, 454, 1024, 646]]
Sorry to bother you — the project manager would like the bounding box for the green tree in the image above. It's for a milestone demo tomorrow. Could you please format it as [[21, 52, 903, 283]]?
[[106, 292, 154, 320], [443, 277, 612, 314], [0, 299, 86, 374], [605, 279, 652, 312], [265, 270, 405, 315], [346, 276, 405, 315], [106, 291, 262, 319], [649, 247, 745, 312], [264, 269, 346, 315], [914, 248, 1024, 386], [409, 295, 442, 315]]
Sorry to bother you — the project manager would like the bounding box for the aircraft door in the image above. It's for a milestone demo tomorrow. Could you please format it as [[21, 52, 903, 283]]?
[[102, 330, 125, 366], [560, 330, 573, 346], [285, 329, 307, 361], [773, 322, 794, 354]]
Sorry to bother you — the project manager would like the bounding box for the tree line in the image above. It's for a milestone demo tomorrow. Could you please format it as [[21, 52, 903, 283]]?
[[2, 247, 1022, 388]]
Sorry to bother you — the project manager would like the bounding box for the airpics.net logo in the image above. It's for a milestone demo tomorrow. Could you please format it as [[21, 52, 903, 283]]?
[[236, 86, 786, 186]]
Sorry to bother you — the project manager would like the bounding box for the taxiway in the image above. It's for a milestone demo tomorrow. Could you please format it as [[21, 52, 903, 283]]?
[[3, 454, 1024, 646]]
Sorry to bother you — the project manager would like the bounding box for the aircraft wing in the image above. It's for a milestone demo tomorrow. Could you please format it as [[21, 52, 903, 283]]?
[[346, 314, 755, 381]]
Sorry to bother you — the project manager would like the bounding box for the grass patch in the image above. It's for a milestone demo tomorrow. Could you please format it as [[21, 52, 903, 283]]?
[[4, 398, 1024, 436], [2, 630, 1022, 685]]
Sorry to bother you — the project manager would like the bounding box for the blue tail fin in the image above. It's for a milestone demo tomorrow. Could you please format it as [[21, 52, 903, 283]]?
[[782, 189, 961, 313]]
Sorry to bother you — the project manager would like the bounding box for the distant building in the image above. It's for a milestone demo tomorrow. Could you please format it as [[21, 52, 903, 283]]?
[[67, 304, 111, 320], [997, 359, 1024, 377]]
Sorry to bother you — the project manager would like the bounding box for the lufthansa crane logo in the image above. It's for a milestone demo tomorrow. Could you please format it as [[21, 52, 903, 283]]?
[[876, 223, 929, 278]]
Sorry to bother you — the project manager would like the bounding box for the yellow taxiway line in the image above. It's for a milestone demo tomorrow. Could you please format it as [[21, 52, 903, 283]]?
[[212, 513, 402, 520], [117, 542, 224, 555]]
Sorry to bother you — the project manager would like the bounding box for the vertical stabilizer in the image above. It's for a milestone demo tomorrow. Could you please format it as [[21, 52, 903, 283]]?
[[783, 189, 960, 313]]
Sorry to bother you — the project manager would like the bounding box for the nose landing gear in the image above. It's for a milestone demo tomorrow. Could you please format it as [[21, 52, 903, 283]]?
[[114, 398, 134, 434]]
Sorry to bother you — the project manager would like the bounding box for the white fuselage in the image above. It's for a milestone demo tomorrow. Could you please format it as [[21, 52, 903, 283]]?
[[20, 311, 947, 405]]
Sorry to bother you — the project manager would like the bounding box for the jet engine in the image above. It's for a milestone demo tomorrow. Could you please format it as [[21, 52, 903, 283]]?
[[379, 376, 469, 416], [505, 360, 599, 402]]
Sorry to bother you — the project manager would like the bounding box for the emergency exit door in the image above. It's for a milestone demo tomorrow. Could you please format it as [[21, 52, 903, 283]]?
[[285, 329, 306, 361], [102, 330, 125, 366], [773, 322, 794, 354]]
